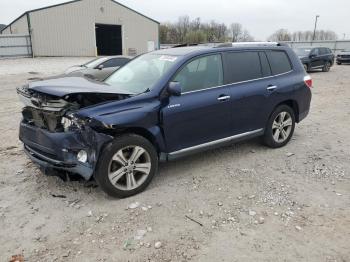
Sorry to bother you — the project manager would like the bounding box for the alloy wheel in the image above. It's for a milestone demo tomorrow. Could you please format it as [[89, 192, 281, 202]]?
[[272, 111, 293, 143], [108, 145, 151, 191]]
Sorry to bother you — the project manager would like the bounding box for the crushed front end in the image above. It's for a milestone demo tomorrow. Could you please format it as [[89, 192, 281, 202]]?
[[17, 83, 120, 180]]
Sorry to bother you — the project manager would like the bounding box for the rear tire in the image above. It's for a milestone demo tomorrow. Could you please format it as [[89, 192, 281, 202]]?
[[322, 61, 331, 72], [95, 134, 158, 198], [263, 105, 296, 148]]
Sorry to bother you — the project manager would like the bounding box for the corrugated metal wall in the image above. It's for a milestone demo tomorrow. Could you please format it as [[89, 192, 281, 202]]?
[[17, 0, 159, 56], [1, 15, 29, 35], [284, 40, 350, 55], [0, 34, 32, 58]]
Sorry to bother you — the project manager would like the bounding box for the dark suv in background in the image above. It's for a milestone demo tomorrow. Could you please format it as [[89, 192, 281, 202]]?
[[18, 42, 312, 198], [294, 47, 334, 72]]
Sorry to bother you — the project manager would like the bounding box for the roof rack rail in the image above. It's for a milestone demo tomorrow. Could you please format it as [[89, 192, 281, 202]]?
[[215, 42, 287, 48]]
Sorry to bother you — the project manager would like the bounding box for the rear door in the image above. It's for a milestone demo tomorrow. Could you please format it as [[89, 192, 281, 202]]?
[[161, 54, 232, 152], [223, 51, 270, 134], [223, 50, 293, 134], [310, 48, 322, 68], [325, 48, 335, 63]]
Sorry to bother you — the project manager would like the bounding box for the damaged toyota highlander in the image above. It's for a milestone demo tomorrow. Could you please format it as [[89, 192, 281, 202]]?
[[18, 43, 312, 198]]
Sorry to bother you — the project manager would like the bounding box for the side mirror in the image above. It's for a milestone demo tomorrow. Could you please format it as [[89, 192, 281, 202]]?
[[167, 82, 182, 96], [97, 64, 104, 70]]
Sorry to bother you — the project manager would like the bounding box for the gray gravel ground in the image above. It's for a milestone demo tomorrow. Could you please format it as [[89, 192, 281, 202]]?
[[0, 57, 349, 262]]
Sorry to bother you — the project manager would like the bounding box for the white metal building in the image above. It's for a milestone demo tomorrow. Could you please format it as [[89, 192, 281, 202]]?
[[1, 0, 159, 57]]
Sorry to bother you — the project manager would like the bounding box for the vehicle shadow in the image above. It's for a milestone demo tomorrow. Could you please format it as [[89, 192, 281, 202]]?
[[154, 138, 266, 185], [41, 138, 270, 200]]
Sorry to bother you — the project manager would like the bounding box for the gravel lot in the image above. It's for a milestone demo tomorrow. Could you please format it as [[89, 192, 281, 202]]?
[[0, 57, 349, 262]]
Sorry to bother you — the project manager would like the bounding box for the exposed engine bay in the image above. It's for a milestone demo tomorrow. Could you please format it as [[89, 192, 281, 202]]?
[[17, 83, 129, 132]]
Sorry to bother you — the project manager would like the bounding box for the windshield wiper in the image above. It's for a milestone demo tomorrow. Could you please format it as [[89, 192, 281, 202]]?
[[138, 88, 150, 95]]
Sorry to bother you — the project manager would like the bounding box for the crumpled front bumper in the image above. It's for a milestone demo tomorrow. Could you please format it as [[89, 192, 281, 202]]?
[[19, 121, 112, 180]]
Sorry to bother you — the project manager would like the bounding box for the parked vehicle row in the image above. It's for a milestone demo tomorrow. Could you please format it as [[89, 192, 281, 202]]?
[[17, 42, 312, 198]]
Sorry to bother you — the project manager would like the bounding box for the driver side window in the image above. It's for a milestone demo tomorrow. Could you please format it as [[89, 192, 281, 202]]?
[[173, 54, 223, 93]]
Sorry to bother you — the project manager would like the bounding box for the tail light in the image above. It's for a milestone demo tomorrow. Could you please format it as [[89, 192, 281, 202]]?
[[304, 75, 313, 88]]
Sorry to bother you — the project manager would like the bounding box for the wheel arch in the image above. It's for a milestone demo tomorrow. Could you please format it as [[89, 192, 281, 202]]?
[[112, 127, 163, 154], [274, 100, 300, 122]]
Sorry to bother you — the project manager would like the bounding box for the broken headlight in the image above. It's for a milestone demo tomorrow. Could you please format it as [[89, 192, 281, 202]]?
[[61, 114, 87, 132]]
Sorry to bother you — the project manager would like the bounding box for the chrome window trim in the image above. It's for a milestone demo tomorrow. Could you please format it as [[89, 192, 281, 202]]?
[[168, 128, 264, 156], [181, 70, 293, 95]]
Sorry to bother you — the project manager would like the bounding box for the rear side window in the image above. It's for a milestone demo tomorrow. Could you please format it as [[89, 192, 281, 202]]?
[[174, 54, 223, 93], [259, 52, 272, 77], [224, 51, 262, 83], [265, 51, 292, 75]]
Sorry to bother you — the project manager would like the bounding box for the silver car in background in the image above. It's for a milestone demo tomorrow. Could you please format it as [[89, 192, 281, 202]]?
[[65, 56, 132, 81]]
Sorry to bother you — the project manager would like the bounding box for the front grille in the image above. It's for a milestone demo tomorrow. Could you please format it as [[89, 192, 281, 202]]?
[[340, 55, 350, 58]]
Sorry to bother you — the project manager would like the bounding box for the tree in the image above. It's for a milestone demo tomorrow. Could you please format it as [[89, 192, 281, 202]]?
[[268, 29, 292, 41], [230, 23, 243, 42], [177, 15, 190, 43], [159, 16, 253, 44], [282, 30, 338, 41], [241, 30, 254, 42], [184, 31, 207, 43]]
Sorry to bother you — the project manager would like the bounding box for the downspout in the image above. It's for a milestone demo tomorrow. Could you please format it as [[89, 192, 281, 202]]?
[[158, 23, 160, 50], [26, 12, 34, 58]]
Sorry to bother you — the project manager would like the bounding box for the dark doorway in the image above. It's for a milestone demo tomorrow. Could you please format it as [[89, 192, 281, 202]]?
[[95, 24, 122, 56]]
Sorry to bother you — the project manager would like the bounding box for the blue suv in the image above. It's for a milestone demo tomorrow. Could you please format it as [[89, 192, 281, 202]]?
[[18, 42, 312, 198]]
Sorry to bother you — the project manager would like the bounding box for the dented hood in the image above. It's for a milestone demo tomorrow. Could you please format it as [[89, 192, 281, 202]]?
[[27, 76, 135, 97]]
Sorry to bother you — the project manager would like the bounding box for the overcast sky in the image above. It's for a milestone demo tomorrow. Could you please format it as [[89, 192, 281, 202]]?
[[1, 0, 349, 40]]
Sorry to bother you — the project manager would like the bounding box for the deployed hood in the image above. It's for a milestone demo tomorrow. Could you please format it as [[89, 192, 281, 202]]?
[[25, 76, 135, 97]]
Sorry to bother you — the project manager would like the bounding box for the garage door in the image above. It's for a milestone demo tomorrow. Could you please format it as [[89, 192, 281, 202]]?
[[95, 24, 122, 56]]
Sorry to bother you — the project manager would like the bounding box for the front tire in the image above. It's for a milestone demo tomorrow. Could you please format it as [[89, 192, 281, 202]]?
[[263, 105, 296, 148], [95, 134, 158, 198], [303, 64, 309, 72]]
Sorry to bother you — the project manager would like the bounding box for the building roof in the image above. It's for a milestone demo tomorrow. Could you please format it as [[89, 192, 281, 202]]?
[[1, 0, 159, 34]]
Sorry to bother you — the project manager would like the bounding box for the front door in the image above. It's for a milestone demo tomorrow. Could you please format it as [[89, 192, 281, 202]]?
[[161, 54, 232, 153]]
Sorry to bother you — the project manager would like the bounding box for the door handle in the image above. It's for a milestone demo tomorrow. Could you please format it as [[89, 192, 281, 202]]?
[[267, 85, 277, 91], [217, 95, 231, 101]]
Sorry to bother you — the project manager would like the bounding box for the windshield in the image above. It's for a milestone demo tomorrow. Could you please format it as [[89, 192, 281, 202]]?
[[294, 48, 311, 56], [84, 57, 109, 68], [105, 53, 179, 93]]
